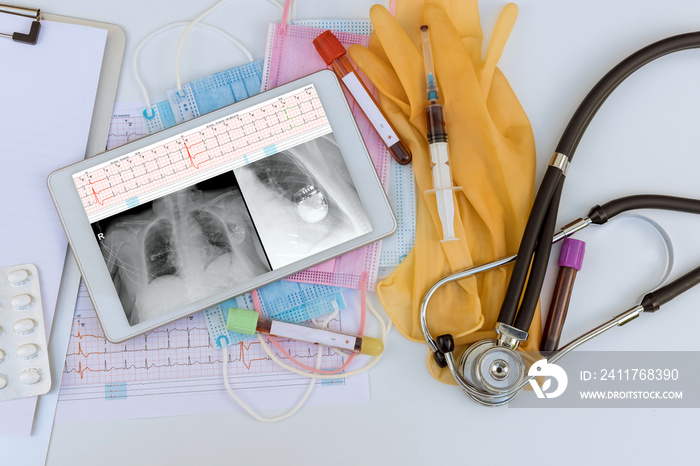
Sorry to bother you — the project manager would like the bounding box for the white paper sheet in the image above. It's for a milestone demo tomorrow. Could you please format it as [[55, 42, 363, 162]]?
[[0, 17, 107, 437]]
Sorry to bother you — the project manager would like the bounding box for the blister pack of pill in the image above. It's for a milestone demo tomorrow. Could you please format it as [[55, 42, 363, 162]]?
[[0, 263, 51, 402]]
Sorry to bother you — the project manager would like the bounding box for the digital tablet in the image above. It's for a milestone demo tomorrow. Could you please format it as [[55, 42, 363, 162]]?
[[48, 70, 396, 343]]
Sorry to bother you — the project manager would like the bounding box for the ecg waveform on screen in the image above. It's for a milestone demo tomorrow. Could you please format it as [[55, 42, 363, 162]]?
[[61, 287, 346, 387], [73, 86, 329, 218]]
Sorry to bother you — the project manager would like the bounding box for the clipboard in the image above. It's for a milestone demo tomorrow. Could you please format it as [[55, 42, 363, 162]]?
[[0, 4, 125, 465]]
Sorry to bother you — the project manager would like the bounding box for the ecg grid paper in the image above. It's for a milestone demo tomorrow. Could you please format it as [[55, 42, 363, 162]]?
[[59, 286, 348, 404], [106, 104, 148, 150], [73, 85, 330, 223]]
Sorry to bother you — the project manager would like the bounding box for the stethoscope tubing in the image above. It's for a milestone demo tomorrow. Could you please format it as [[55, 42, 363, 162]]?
[[497, 31, 700, 335], [420, 30, 700, 406], [420, 216, 590, 354], [421, 196, 700, 404], [422, 192, 700, 352]]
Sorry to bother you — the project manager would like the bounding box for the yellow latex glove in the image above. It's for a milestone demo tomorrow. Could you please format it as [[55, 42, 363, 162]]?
[[349, 1, 542, 384]]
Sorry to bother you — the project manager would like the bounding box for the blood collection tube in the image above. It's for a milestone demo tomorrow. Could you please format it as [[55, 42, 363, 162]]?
[[313, 30, 412, 165], [226, 308, 384, 356], [540, 238, 586, 355]]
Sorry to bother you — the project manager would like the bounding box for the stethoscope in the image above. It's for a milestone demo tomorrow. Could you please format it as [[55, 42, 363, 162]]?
[[420, 32, 700, 407]]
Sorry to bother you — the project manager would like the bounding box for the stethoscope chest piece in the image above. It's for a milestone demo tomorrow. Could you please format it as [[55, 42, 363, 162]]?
[[420, 30, 700, 406], [460, 339, 525, 403]]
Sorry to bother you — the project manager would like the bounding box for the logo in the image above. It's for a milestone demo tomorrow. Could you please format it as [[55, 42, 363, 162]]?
[[528, 359, 568, 399]]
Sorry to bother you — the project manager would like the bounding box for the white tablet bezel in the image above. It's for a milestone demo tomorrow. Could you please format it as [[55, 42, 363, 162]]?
[[48, 70, 396, 343]]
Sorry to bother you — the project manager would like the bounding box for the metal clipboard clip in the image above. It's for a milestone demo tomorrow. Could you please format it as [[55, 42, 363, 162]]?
[[0, 4, 40, 45]]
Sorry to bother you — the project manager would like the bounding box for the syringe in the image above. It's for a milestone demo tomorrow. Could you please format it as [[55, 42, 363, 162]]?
[[420, 25, 461, 242]]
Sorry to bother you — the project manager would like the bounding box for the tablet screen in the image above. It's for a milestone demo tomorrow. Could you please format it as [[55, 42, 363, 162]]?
[[71, 85, 371, 325]]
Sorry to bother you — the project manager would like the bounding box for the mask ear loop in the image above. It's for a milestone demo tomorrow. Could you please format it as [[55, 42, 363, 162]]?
[[278, 0, 296, 37], [221, 272, 392, 422], [135, 0, 284, 118], [133, 21, 255, 118], [175, 0, 284, 92], [222, 340, 321, 423]]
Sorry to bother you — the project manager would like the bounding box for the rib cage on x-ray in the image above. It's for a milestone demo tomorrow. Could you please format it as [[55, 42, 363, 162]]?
[[96, 132, 368, 325], [235, 133, 370, 269], [99, 185, 270, 325], [144, 219, 177, 280]]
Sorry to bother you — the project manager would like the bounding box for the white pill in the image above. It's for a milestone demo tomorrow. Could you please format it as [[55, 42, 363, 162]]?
[[19, 368, 42, 385], [11, 294, 34, 310], [0, 349, 5, 362], [16, 343, 39, 359], [0, 374, 7, 389], [13, 318, 36, 335], [7, 268, 31, 286]]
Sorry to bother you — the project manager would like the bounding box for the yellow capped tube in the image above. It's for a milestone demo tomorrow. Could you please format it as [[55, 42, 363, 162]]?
[[227, 308, 384, 356]]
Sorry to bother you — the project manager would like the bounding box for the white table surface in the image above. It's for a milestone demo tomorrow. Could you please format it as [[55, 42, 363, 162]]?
[[6, 0, 700, 464]]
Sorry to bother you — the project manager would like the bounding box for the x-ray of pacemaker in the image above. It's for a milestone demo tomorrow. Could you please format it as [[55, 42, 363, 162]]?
[[234, 133, 372, 270], [91, 173, 271, 326]]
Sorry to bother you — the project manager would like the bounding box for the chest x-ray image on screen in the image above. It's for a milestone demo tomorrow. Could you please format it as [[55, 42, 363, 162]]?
[[90, 131, 370, 326], [91, 173, 271, 325], [234, 132, 372, 270]]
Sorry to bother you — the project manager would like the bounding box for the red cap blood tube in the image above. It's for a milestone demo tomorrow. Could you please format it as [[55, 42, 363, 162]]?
[[313, 30, 412, 165]]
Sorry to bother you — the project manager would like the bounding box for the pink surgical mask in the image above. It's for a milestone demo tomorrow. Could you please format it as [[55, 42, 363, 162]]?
[[263, 2, 392, 291]]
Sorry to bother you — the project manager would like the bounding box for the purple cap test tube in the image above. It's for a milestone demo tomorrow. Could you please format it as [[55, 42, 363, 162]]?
[[540, 238, 586, 355]]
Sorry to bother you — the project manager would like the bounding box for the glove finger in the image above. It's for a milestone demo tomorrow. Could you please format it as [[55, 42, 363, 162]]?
[[367, 26, 390, 64], [480, 3, 518, 97], [369, 4, 426, 123], [348, 44, 412, 118], [393, 0, 484, 60], [486, 68, 536, 238], [392, 0, 425, 51], [434, 0, 484, 63], [442, 0, 483, 41], [422, 4, 483, 120]]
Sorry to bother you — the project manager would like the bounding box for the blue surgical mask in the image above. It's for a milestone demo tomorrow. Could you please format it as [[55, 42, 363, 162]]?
[[204, 281, 347, 348], [143, 60, 264, 134]]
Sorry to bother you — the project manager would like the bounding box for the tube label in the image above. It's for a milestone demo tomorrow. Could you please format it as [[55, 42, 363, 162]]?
[[269, 321, 356, 351], [341, 72, 399, 148]]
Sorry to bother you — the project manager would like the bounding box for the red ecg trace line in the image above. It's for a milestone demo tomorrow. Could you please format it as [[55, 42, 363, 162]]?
[[75, 87, 326, 215], [91, 185, 113, 205], [64, 312, 346, 386], [183, 141, 208, 169]]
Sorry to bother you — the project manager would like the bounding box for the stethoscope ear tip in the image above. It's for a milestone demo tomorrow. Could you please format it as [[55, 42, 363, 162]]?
[[435, 334, 454, 353], [433, 350, 448, 368]]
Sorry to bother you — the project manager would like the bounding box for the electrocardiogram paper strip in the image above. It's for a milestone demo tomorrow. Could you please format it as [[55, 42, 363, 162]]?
[[74, 86, 330, 223], [107, 103, 148, 150], [56, 370, 368, 425], [61, 285, 348, 386], [56, 285, 369, 424]]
